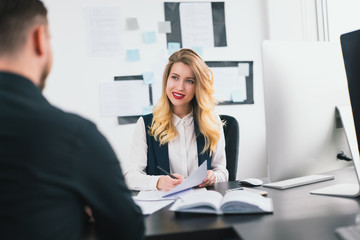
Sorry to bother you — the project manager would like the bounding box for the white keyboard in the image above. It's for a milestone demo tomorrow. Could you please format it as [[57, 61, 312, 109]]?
[[263, 175, 334, 190], [335, 224, 360, 240]]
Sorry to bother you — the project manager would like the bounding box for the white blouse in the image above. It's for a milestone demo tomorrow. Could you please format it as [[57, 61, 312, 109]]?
[[123, 112, 229, 190]]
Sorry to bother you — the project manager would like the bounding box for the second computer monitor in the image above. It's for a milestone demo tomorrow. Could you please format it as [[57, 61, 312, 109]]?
[[262, 41, 352, 182], [341, 29, 360, 153]]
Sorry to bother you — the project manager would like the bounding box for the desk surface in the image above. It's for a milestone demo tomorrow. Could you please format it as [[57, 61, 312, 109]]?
[[144, 166, 360, 240]]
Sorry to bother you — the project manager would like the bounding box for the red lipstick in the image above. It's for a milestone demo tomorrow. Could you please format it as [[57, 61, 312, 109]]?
[[172, 92, 185, 99]]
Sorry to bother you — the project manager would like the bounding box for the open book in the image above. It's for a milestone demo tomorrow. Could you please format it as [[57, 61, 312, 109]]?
[[169, 190, 273, 214]]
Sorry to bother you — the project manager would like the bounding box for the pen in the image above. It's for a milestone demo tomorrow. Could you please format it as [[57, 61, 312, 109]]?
[[156, 166, 178, 179], [226, 187, 243, 193]]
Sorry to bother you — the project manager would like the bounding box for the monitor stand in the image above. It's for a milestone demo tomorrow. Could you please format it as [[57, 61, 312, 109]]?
[[310, 105, 360, 197]]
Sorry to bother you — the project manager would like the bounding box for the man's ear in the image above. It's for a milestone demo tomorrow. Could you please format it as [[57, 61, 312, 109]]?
[[33, 25, 46, 56]]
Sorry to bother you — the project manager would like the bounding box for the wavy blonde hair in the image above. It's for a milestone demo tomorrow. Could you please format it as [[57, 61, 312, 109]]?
[[149, 48, 221, 154]]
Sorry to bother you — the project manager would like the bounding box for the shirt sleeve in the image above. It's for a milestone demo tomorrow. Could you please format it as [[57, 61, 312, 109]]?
[[123, 117, 160, 190], [211, 116, 229, 182], [75, 120, 144, 240]]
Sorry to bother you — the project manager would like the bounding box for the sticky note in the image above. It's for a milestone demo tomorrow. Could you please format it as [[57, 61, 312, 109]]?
[[126, 18, 139, 30], [126, 49, 140, 62], [158, 21, 171, 33], [168, 42, 181, 55], [231, 90, 244, 103], [142, 72, 155, 84], [192, 46, 204, 58], [143, 31, 157, 44], [143, 105, 153, 115], [238, 63, 250, 77]]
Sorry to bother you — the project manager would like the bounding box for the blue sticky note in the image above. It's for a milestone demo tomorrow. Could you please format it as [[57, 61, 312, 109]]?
[[231, 90, 244, 103], [126, 49, 140, 62], [168, 42, 181, 55], [192, 46, 204, 58], [142, 72, 155, 84], [143, 32, 157, 44], [143, 105, 153, 115]]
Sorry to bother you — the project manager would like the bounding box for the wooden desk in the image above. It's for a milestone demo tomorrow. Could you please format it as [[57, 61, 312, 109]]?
[[145, 167, 360, 240]]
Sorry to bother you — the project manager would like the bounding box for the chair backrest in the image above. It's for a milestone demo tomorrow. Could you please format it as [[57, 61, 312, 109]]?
[[220, 115, 239, 181]]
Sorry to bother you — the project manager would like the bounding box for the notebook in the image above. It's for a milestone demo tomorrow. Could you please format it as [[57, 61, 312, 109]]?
[[169, 189, 273, 215]]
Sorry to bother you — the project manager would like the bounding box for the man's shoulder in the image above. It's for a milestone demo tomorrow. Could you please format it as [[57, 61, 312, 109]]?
[[44, 105, 98, 137], [61, 111, 94, 127]]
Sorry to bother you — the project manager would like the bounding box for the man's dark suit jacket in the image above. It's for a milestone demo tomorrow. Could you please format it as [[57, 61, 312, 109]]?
[[0, 72, 144, 239]]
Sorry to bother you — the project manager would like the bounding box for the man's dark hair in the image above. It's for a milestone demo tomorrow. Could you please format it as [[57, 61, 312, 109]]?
[[0, 0, 47, 55]]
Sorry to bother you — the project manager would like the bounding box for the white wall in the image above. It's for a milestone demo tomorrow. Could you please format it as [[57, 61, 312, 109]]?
[[266, 0, 318, 41], [43, 0, 356, 180], [42, 0, 269, 180], [326, 0, 360, 42]]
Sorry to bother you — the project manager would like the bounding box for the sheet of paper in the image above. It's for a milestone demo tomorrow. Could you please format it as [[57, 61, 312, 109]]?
[[150, 49, 168, 104], [135, 190, 170, 201], [231, 90, 244, 103], [179, 2, 214, 48], [132, 188, 206, 215], [238, 63, 250, 77], [84, 6, 123, 57], [133, 197, 174, 215], [162, 160, 208, 198], [126, 17, 139, 30], [211, 67, 247, 102], [99, 81, 149, 117], [135, 188, 207, 201]]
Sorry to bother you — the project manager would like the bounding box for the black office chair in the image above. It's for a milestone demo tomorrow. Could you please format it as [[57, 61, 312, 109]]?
[[220, 115, 239, 181]]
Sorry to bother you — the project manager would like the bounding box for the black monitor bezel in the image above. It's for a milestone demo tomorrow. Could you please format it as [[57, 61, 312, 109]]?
[[341, 29, 360, 153]]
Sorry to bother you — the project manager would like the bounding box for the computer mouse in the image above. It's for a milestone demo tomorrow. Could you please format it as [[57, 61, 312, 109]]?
[[239, 178, 264, 187]]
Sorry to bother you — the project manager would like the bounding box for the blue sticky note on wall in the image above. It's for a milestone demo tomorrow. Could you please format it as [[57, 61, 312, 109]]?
[[143, 105, 153, 115], [192, 46, 204, 58], [143, 32, 157, 44], [231, 90, 244, 103], [126, 49, 140, 62], [142, 72, 155, 84], [168, 42, 181, 55]]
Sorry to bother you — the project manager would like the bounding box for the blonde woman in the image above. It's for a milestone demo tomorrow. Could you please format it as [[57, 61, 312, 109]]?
[[124, 49, 228, 191]]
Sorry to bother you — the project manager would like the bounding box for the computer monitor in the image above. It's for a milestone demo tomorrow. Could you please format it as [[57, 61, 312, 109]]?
[[341, 30, 360, 150], [262, 41, 353, 182], [310, 30, 360, 197]]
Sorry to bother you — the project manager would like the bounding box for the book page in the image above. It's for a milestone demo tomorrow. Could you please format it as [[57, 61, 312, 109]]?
[[133, 188, 206, 215], [170, 190, 223, 214], [220, 190, 273, 214]]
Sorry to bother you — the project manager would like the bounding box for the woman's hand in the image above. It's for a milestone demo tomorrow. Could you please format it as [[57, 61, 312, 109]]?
[[156, 174, 184, 191], [198, 170, 216, 188]]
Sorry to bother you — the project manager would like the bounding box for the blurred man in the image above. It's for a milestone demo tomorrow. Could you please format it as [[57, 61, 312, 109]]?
[[0, 0, 144, 239]]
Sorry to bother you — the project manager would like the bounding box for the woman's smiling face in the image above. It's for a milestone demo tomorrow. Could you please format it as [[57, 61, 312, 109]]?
[[166, 62, 196, 117]]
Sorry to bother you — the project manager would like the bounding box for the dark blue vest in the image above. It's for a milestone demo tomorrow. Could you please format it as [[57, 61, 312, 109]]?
[[142, 113, 211, 175]]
